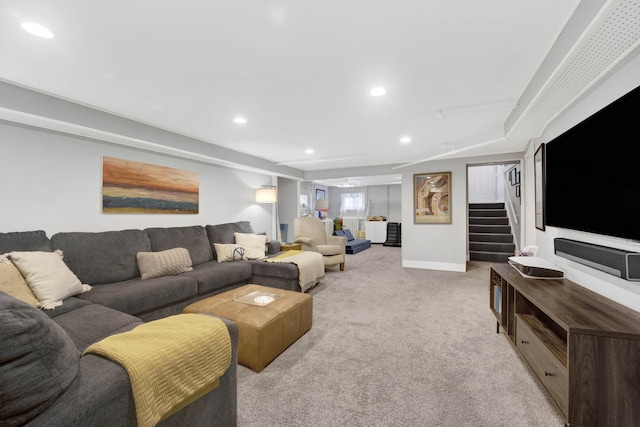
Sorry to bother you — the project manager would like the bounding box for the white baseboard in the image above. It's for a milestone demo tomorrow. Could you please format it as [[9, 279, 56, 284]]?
[[402, 259, 467, 272]]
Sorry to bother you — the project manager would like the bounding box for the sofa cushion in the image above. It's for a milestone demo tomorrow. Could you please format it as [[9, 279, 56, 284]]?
[[136, 247, 193, 280], [181, 260, 252, 295], [0, 261, 39, 306], [145, 226, 213, 266], [50, 229, 151, 285], [345, 238, 372, 254], [248, 260, 299, 280], [206, 222, 254, 260], [0, 230, 51, 254], [53, 304, 142, 351], [77, 275, 198, 316], [344, 229, 356, 241], [316, 244, 343, 256], [0, 292, 80, 426], [9, 250, 88, 309], [234, 232, 267, 259], [43, 296, 94, 318], [214, 243, 248, 262]]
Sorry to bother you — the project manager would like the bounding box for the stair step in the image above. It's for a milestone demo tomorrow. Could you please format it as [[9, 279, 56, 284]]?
[[469, 233, 513, 243], [469, 209, 507, 218], [470, 251, 514, 263], [468, 203, 514, 264], [469, 225, 512, 234], [470, 242, 516, 253], [469, 203, 505, 210], [469, 217, 509, 225]]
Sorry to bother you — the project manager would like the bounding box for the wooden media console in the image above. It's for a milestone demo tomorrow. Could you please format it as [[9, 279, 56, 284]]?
[[490, 263, 640, 427]]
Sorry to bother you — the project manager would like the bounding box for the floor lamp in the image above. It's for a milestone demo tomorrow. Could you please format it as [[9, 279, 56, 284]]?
[[255, 185, 277, 240]]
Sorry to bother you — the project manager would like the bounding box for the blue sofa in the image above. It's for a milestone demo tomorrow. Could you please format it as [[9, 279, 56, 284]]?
[[335, 229, 371, 254]]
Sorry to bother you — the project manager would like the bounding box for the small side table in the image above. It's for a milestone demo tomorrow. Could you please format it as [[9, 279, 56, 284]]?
[[281, 243, 302, 251]]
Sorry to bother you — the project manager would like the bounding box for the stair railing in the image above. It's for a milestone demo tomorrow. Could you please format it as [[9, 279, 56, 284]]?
[[502, 165, 521, 252]]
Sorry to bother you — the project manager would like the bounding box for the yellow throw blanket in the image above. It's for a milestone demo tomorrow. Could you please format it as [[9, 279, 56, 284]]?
[[268, 250, 302, 261], [83, 314, 231, 427], [266, 250, 325, 292]]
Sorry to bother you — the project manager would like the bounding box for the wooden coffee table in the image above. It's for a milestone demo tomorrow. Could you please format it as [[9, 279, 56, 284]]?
[[183, 284, 312, 372]]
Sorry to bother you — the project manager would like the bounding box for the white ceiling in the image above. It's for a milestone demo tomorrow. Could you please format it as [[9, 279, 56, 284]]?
[[0, 1, 605, 186]]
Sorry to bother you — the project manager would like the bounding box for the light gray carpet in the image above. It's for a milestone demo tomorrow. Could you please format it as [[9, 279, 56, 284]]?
[[238, 245, 564, 426]]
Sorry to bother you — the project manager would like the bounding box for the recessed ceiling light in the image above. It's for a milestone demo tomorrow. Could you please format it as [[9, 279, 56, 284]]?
[[370, 87, 386, 97], [21, 22, 54, 39], [400, 136, 411, 144], [233, 117, 247, 124], [305, 148, 314, 154]]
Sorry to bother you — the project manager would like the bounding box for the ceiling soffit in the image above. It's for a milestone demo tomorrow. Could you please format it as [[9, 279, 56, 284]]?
[[506, 0, 640, 140]]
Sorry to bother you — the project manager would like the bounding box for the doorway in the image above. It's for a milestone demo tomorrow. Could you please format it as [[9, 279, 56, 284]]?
[[467, 162, 522, 261]]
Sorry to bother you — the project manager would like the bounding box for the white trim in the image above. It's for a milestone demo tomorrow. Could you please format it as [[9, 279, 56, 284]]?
[[402, 260, 467, 272], [0, 106, 301, 180]]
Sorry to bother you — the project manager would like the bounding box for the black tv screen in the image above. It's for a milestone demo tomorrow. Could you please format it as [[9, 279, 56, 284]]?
[[545, 84, 640, 242]]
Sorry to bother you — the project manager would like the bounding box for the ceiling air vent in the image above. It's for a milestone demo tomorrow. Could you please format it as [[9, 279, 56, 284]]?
[[507, 0, 640, 140]]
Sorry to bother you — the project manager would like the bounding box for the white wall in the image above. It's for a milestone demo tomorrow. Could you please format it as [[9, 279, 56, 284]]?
[[367, 186, 388, 218], [401, 160, 468, 272], [387, 184, 401, 223], [0, 122, 277, 236], [398, 49, 640, 313], [528, 51, 640, 312], [365, 184, 401, 222], [400, 153, 523, 272]]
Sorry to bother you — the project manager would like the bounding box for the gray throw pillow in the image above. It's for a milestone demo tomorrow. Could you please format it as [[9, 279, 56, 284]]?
[[0, 291, 81, 425]]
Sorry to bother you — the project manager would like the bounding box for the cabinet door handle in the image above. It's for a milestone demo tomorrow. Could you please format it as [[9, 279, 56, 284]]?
[[520, 340, 528, 344], [544, 371, 552, 377]]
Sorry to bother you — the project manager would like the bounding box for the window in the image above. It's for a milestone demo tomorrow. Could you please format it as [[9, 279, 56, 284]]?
[[340, 192, 366, 217]]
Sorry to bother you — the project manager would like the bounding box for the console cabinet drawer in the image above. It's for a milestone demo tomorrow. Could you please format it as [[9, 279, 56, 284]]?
[[515, 314, 568, 417]]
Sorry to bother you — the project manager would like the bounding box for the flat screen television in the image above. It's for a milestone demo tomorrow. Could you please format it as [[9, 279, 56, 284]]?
[[545, 84, 640, 242]]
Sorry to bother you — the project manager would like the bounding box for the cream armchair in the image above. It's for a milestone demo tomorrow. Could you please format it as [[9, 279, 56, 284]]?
[[293, 217, 347, 271]]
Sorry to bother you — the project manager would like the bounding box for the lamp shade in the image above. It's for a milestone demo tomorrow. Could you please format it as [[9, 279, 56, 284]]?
[[255, 187, 277, 203], [315, 198, 329, 211]]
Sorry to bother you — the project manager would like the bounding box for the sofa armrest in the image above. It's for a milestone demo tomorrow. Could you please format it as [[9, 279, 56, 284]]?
[[327, 235, 347, 251], [267, 241, 281, 254], [29, 317, 239, 427], [293, 237, 318, 252]]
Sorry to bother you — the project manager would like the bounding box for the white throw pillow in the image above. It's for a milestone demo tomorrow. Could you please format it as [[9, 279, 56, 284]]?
[[234, 233, 267, 259], [214, 243, 248, 263], [136, 247, 193, 280], [9, 250, 90, 309]]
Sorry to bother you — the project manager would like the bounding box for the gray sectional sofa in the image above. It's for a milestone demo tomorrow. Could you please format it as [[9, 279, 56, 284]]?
[[51, 221, 300, 321], [0, 221, 301, 427]]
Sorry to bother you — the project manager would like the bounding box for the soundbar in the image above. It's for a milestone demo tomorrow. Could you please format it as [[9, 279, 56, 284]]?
[[554, 238, 640, 281]]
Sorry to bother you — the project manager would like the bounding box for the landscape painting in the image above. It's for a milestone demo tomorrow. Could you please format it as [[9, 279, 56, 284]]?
[[102, 156, 199, 214]]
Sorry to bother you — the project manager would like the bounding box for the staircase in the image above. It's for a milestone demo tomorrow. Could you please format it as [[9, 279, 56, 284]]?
[[469, 203, 515, 263]]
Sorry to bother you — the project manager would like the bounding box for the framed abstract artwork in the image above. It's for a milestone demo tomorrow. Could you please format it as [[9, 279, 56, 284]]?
[[414, 172, 451, 224], [102, 156, 199, 214]]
